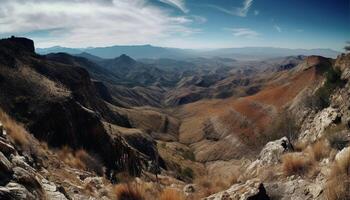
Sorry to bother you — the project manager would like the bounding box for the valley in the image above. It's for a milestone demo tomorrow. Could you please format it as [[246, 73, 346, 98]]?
[[0, 37, 349, 200]]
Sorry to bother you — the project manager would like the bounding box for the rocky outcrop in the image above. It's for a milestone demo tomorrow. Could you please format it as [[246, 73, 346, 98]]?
[[258, 137, 292, 165], [204, 179, 270, 200], [265, 177, 324, 200], [243, 137, 292, 179], [0, 121, 68, 200], [299, 107, 341, 143]]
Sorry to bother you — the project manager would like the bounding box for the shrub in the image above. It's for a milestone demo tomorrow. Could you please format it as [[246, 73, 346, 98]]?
[[194, 174, 237, 198], [282, 153, 315, 176], [309, 140, 330, 161], [182, 150, 195, 161], [180, 167, 194, 181], [159, 188, 185, 200], [324, 124, 349, 150], [113, 184, 145, 200], [75, 149, 104, 176], [57, 147, 104, 175], [325, 150, 350, 200]]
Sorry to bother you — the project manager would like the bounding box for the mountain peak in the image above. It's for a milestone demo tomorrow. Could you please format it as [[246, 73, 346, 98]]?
[[115, 54, 136, 64], [0, 36, 35, 53]]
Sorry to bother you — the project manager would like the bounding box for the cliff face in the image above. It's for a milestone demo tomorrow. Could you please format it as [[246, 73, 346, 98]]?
[[0, 37, 148, 175]]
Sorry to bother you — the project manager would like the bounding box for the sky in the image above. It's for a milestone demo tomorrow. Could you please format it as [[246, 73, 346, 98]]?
[[0, 0, 349, 50]]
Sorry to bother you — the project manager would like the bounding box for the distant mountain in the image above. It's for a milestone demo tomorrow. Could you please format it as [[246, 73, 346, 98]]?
[[36, 46, 83, 55], [202, 47, 340, 60], [36, 45, 341, 60]]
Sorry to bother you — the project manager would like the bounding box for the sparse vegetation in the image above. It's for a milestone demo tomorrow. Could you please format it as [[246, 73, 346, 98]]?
[[0, 108, 29, 147], [113, 184, 145, 200], [194, 174, 237, 198], [259, 110, 299, 147], [159, 188, 185, 200], [307, 67, 346, 110], [282, 153, 315, 176], [309, 139, 331, 161], [182, 149, 195, 161], [180, 167, 194, 181], [324, 124, 349, 150], [325, 150, 350, 200], [57, 147, 104, 175]]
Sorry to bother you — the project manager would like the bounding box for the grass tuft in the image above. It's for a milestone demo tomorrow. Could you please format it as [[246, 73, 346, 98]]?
[[325, 149, 350, 200], [0, 108, 29, 147], [159, 188, 184, 200], [281, 153, 315, 176], [113, 184, 145, 200]]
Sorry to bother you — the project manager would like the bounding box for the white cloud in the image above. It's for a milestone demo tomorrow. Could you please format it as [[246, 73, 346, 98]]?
[[206, 0, 254, 17], [0, 0, 197, 47], [226, 28, 259, 38], [274, 25, 282, 32], [159, 0, 188, 13]]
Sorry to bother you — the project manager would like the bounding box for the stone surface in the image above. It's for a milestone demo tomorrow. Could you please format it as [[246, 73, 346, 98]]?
[[204, 179, 270, 200], [258, 137, 292, 165], [265, 178, 324, 200], [299, 107, 341, 143], [0, 140, 16, 156]]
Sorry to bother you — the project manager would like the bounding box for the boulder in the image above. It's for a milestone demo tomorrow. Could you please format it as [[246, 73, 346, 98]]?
[[258, 137, 292, 165], [204, 179, 270, 200]]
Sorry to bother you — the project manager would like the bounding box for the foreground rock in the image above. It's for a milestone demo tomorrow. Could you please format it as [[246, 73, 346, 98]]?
[[204, 179, 270, 200]]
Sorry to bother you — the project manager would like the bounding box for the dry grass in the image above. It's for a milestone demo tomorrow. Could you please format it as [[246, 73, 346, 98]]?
[[159, 188, 185, 200], [325, 150, 350, 200], [113, 184, 145, 200], [281, 153, 315, 176], [293, 141, 308, 152], [309, 139, 331, 161], [193, 174, 237, 198], [0, 108, 29, 146], [57, 147, 104, 175]]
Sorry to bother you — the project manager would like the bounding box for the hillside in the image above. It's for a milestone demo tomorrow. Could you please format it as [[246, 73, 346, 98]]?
[[0, 37, 349, 200]]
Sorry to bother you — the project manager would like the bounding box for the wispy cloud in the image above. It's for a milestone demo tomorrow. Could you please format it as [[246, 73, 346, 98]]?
[[0, 0, 198, 47], [254, 10, 259, 16], [159, 0, 188, 13], [206, 0, 254, 17], [225, 28, 260, 38], [274, 25, 282, 32]]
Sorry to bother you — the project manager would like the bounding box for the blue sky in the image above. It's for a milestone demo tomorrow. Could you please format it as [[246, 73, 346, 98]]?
[[0, 0, 349, 50]]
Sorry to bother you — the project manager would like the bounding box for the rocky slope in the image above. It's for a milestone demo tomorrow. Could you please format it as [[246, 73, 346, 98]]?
[[0, 36, 349, 200]]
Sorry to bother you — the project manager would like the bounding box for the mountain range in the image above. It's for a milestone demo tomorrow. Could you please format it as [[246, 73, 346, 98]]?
[[0, 37, 349, 200], [36, 45, 341, 60]]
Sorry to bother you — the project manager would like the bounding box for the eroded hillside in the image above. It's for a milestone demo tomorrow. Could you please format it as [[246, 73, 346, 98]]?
[[0, 37, 349, 200]]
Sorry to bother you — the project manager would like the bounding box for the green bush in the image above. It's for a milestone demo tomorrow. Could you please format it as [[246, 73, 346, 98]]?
[[180, 167, 194, 181], [182, 150, 195, 161]]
